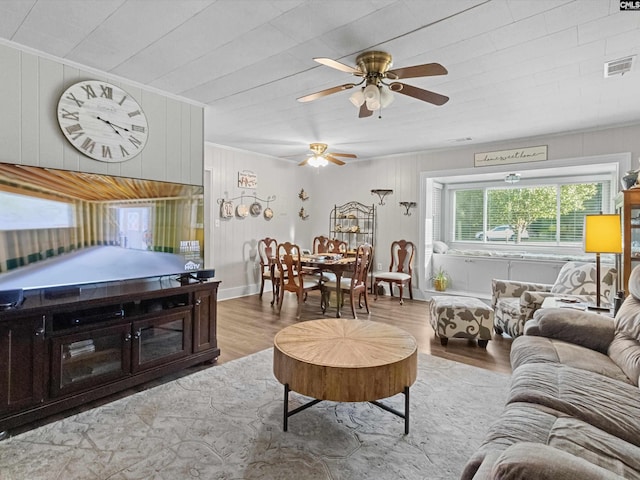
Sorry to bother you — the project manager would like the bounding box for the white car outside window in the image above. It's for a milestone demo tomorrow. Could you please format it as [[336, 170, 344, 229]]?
[[475, 225, 529, 241]]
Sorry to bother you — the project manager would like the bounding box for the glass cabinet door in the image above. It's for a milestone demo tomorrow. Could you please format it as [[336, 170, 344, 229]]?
[[51, 323, 131, 396], [131, 308, 192, 373], [629, 205, 640, 270]]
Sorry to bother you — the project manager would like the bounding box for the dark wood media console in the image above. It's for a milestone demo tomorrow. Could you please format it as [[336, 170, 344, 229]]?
[[0, 276, 220, 438]]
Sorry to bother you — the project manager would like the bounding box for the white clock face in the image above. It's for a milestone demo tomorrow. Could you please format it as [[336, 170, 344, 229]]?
[[57, 80, 149, 162]]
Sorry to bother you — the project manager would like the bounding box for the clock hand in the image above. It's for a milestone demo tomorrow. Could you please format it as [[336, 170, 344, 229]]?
[[96, 116, 122, 135], [108, 121, 130, 133]]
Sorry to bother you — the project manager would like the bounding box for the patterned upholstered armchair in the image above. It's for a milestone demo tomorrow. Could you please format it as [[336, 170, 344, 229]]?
[[492, 261, 617, 338]]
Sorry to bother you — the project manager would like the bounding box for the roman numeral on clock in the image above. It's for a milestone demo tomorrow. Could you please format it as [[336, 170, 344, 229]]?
[[99, 85, 113, 99], [102, 145, 112, 159], [81, 84, 97, 99], [128, 136, 143, 149], [66, 93, 84, 108], [81, 137, 96, 153], [60, 109, 80, 121], [65, 124, 84, 140], [131, 125, 146, 133]]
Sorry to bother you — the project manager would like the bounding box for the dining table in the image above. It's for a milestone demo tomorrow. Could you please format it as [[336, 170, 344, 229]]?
[[299, 254, 356, 318]]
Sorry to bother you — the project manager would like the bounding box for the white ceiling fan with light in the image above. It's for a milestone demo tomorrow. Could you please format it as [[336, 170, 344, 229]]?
[[298, 143, 357, 167], [297, 51, 449, 118]]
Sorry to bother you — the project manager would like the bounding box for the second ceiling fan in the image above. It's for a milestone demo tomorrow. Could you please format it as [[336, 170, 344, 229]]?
[[297, 50, 449, 118], [298, 143, 356, 167]]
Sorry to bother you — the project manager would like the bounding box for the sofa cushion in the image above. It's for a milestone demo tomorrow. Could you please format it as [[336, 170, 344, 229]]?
[[615, 293, 640, 339], [510, 336, 630, 383], [508, 363, 640, 447], [608, 332, 640, 386], [462, 402, 640, 480], [527, 307, 615, 354], [490, 443, 627, 480]]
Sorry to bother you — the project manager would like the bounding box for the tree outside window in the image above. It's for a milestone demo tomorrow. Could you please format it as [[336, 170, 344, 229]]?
[[454, 182, 603, 244]]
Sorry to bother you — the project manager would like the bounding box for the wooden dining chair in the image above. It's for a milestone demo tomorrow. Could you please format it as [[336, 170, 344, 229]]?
[[373, 240, 415, 305], [313, 235, 330, 253], [327, 238, 347, 254], [258, 237, 279, 305], [276, 242, 322, 319], [321, 244, 373, 318]]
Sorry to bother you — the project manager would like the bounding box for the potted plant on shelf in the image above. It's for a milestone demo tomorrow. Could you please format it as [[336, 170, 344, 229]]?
[[431, 267, 450, 292]]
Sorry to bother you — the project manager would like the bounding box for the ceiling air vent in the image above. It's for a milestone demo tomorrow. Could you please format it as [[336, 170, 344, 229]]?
[[604, 56, 635, 78]]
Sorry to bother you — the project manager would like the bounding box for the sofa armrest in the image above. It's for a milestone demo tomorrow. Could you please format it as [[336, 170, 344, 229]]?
[[486, 443, 625, 480], [524, 307, 614, 354], [491, 279, 552, 308]]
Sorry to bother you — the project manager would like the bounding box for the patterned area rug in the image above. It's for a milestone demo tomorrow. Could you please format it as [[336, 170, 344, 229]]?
[[0, 349, 509, 480]]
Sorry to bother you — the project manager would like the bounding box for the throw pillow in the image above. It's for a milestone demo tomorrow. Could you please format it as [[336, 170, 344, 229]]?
[[432, 241, 448, 254]]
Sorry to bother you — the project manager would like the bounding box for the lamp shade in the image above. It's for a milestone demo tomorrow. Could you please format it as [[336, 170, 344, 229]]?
[[363, 84, 380, 111], [349, 89, 365, 107], [584, 214, 622, 253]]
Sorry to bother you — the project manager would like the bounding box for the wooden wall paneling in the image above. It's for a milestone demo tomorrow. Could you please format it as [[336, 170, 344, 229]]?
[[38, 57, 65, 171], [2, 43, 203, 184], [190, 105, 204, 186], [0, 44, 21, 165], [181, 102, 191, 185], [60, 65, 82, 172], [165, 98, 182, 183], [20, 52, 39, 166], [140, 88, 167, 182], [117, 83, 145, 180]]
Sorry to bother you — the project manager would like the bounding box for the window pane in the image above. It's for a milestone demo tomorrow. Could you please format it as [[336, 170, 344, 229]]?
[[447, 176, 611, 247], [487, 186, 556, 243], [558, 183, 601, 242], [454, 190, 483, 241]]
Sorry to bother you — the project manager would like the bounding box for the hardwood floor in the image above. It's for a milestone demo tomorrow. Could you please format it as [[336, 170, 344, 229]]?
[[217, 291, 513, 374]]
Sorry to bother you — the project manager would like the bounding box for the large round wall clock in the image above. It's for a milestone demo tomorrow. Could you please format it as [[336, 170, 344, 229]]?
[[57, 80, 149, 162]]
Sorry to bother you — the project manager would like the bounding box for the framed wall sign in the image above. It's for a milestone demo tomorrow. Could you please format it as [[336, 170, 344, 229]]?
[[474, 145, 547, 167], [238, 171, 257, 189]]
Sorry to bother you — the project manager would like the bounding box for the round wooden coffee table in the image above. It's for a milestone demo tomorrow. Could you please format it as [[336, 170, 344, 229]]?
[[273, 319, 418, 433]]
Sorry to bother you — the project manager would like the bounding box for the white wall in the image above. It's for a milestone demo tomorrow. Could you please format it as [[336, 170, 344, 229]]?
[[205, 144, 316, 299], [205, 123, 640, 300], [0, 42, 203, 184]]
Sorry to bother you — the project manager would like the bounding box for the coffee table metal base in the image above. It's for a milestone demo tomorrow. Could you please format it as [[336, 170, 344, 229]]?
[[283, 383, 411, 434]]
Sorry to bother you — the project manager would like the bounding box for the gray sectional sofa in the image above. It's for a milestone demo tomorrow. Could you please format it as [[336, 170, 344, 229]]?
[[461, 267, 640, 479]]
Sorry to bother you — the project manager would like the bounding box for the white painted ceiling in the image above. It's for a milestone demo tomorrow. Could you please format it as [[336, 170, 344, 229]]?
[[1, 0, 640, 163]]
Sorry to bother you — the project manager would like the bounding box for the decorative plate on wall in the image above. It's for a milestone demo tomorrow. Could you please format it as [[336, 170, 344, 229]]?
[[221, 201, 234, 218], [236, 203, 249, 218], [264, 207, 274, 220], [250, 201, 262, 216]]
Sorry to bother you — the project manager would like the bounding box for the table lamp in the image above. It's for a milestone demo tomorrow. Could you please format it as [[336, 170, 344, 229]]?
[[584, 214, 622, 309]]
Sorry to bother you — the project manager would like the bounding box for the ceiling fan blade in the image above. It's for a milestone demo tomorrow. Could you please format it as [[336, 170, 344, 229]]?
[[389, 82, 449, 106], [325, 155, 346, 166], [314, 57, 362, 75], [298, 158, 310, 166], [358, 103, 373, 118], [328, 152, 357, 158], [297, 83, 356, 102], [386, 63, 448, 80]]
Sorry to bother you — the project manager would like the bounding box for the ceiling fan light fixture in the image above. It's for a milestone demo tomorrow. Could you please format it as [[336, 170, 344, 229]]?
[[364, 84, 381, 111], [380, 86, 394, 108], [349, 89, 365, 107], [317, 156, 328, 167]]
